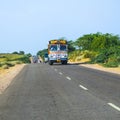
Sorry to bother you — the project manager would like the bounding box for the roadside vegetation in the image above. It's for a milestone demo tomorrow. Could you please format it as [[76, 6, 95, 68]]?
[[37, 32, 120, 67], [69, 32, 120, 67], [0, 51, 31, 69], [37, 49, 48, 61]]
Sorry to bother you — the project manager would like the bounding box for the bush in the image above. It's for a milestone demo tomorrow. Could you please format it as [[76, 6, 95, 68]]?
[[6, 62, 15, 67], [116, 56, 120, 63], [17, 55, 31, 63], [94, 54, 107, 63], [0, 55, 6, 58], [83, 50, 97, 59], [2, 65, 9, 69], [68, 50, 81, 62], [10, 61, 22, 65], [104, 62, 118, 67], [104, 56, 119, 67], [68, 48, 120, 68], [0, 62, 15, 68], [15, 61, 23, 64]]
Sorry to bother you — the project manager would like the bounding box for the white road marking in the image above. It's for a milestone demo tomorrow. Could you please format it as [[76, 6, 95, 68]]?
[[59, 72, 63, 75], [54, 69, 57, 71], [66, 76, 71, 80], [108, 103, 120, 112], [79, 85, 88, 90]]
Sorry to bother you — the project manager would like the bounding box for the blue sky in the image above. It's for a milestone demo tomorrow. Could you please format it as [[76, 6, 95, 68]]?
[[0, 0, 120, 55]]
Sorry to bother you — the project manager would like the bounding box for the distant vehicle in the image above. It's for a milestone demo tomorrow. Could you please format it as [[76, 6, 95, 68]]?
[[44, 53, 48, 63], [48, 39, 68, 65], [33, 56, 38, 63]]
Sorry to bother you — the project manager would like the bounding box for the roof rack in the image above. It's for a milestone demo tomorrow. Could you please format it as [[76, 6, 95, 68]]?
[[49, 40, 67, 44]]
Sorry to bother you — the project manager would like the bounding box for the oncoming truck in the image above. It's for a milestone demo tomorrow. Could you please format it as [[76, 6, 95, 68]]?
[[48, 39, 68, 65]]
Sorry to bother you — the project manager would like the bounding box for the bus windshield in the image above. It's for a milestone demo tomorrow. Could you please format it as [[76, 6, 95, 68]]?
[[50, 45, 57, 51], [60, 45, 67, 51]]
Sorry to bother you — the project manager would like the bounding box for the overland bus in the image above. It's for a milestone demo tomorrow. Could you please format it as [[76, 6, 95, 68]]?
[[48, 39, 68, 65]]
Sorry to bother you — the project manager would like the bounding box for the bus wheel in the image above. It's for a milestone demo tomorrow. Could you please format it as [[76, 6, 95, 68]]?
[[62, 61, 67, 65], [49, 60, 53, 65]]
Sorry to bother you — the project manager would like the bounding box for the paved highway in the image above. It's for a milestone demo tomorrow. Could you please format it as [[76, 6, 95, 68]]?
[[0, 63, 120, 120]]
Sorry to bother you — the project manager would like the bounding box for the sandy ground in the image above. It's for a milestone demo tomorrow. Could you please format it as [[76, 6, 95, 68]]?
[[80, 64, 120, 75], [0, 63, 120, 94], [0, 64, 26, 94]]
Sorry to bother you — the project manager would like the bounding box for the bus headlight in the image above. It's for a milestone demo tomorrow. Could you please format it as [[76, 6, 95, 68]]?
[[61, 54, 67, 58], [50, 54, 56, 58]]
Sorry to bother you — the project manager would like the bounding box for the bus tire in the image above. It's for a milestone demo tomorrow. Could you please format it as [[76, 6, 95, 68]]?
[[49, 60, 53, 65]]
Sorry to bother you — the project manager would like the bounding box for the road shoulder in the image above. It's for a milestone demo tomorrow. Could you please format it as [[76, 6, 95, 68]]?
[[79, 63, 120, 75], [0, 64, 26, 94]]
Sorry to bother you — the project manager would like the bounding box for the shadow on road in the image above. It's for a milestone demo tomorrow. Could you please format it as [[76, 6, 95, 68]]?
[[51, 62, 89, 66]]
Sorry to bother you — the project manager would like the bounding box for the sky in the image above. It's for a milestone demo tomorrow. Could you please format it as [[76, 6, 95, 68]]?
[[0, 0, 120, 55]]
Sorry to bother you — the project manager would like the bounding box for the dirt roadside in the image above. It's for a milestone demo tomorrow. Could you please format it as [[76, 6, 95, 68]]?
[[0, 64, 26, 94], [80, 64, 120, 75]]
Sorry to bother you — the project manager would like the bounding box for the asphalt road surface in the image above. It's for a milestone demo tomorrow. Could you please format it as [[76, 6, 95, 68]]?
[[0, 63, 120, 120]]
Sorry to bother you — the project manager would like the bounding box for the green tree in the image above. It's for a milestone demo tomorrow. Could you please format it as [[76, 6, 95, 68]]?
[[26, 53, 32, 57], [12, 51, 19, 54], [91, 35, 106, 51], [67, 40, 76, 52], [75, 33, 96, 50], [37, 49, 48, 59], [19, 51, 25, 55]]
